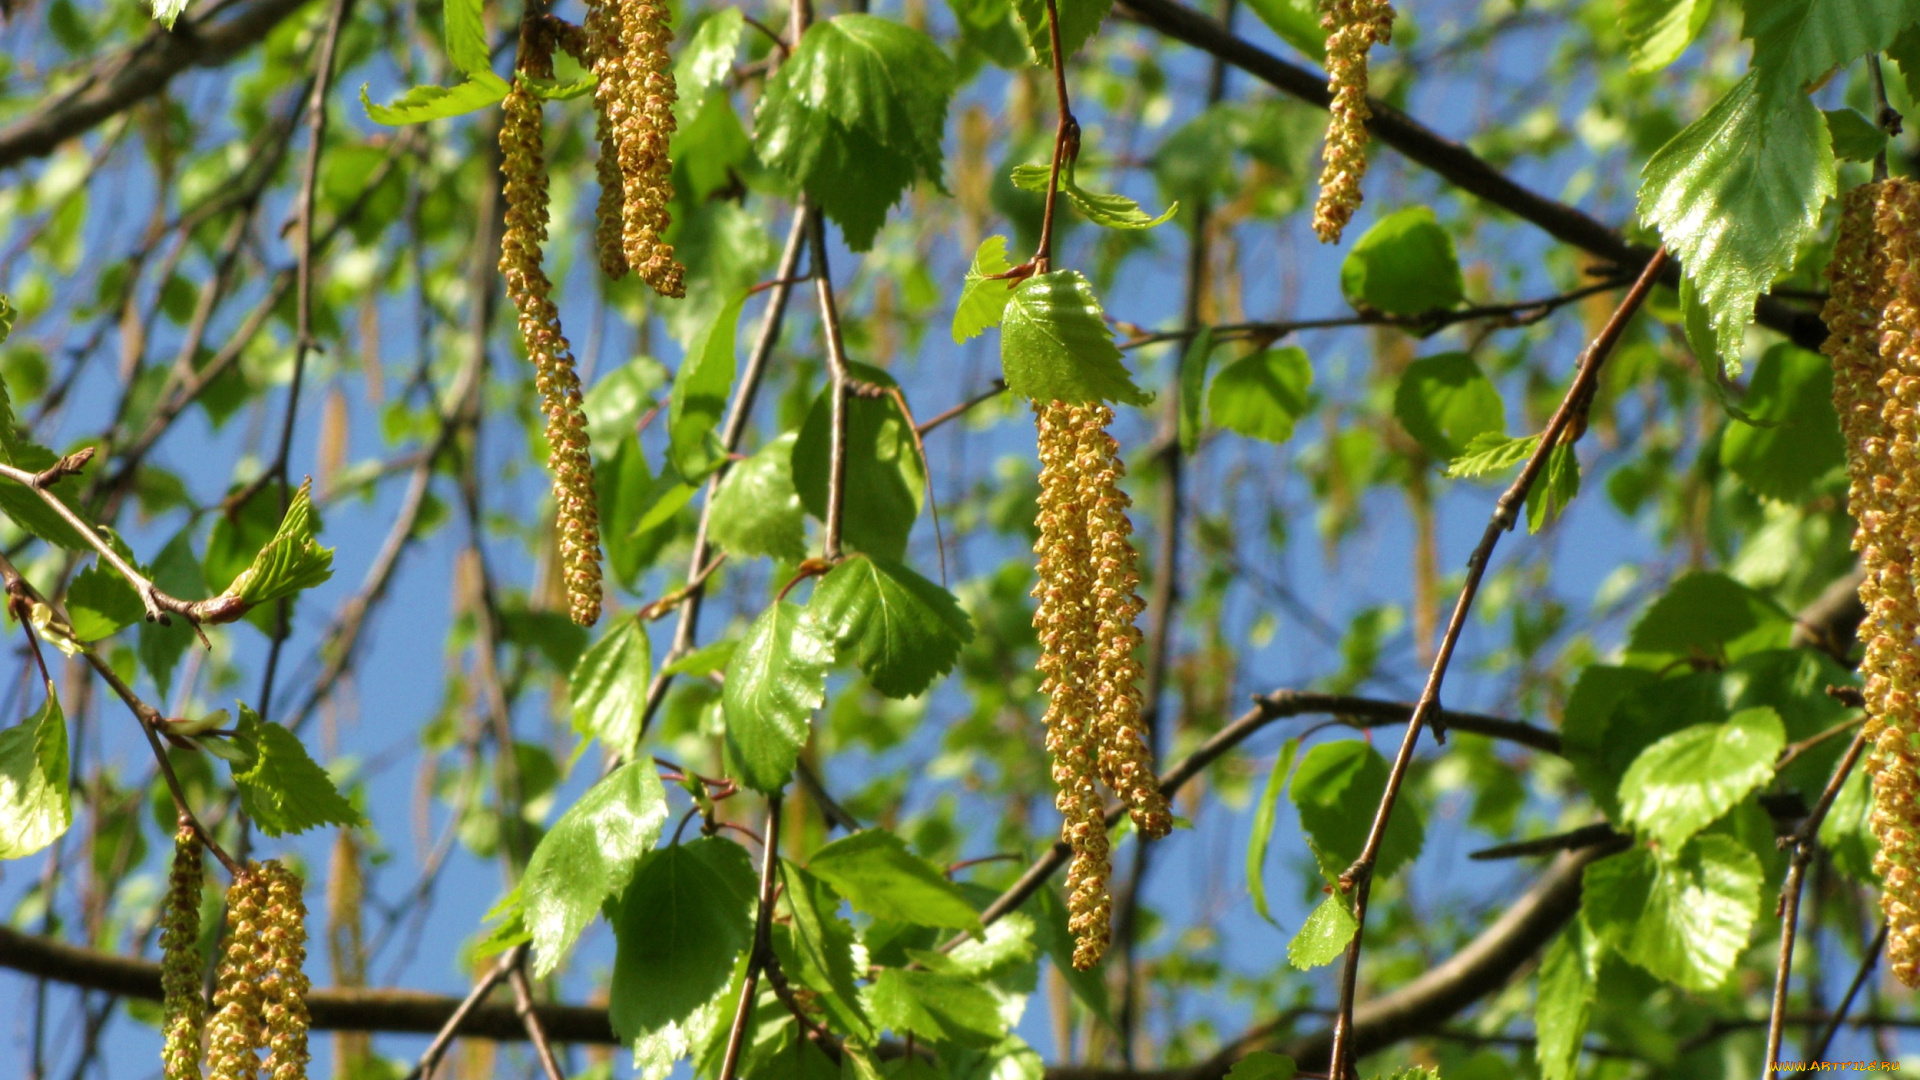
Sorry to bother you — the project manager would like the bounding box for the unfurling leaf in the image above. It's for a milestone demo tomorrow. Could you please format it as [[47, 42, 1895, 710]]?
[[1287, 892, 1357, 969], [360, 76, 511, 126], [1008, 163, 1177, 229], [524, 760, 669, 976], [1446, 431, 1542, 479], [216, 478, 335, 613], [953, 235, 1017, 342], [1246, 739, 1300, 926], [226, 705, 363, 837]]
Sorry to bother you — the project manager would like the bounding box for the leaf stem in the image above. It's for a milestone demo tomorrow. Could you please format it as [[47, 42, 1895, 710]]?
[[1323, 247, 1670, 1080]]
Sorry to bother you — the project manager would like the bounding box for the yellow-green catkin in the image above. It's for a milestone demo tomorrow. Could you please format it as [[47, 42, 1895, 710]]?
[[1311, 0, 1395, 244], [259, 862, 311, 1080], [161, 825, 206, 1080], [207, 867, 270, 1080], [500, 25, 605, 627], [1822, 176, 1920, 986], [1076, 406, 1174, 841], [589, 0, 685, 297], [1033, 401, 1113, 970]]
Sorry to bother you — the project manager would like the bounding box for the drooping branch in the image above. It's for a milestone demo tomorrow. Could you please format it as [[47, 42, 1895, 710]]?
[[1112, 0, 1828, 353], [0, 0, 318, 172]]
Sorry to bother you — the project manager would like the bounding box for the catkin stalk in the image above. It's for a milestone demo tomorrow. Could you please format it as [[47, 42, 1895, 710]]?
[[1822, 176, 1920, 986]]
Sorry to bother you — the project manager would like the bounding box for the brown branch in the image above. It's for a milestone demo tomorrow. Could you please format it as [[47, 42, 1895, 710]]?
[[508, 959, 568, 1080], [1324, 248, 1670, 1080], [1764, 729, 1870, 1073], [1033, 0, 1077, 272], [916, 381, 1008, 436], [1807, 921, 1886, 1062], [808, 213, 852, 562], [1112, 0, 1827, 353], [0, 0, 316, 172], [718, 796, 784, 1080], [405, 946, 522, 1079]]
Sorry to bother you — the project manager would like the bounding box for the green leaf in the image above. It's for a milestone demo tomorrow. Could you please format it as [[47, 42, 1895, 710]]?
[[1894, 24, 1920, 103], [360, 75, 510, 126], [1638, 72, 1834, 376], [1000, 270, 1151, 406], [1393, 352, 1504, 459], [803, 555, 972, 698], [1582, 834, 1762, 992], [1246, 739, 1300, 926], [953, 236, 1018, 342], [524, 760, 669, 976], [1627, 571, 1792, 660], [722, 601, 832, 792], [1029, 886, 1112, 1023], [669, 292, 746, 484], [775, 861, 874, 1038], [219, 478, 335, 612], [1619, 706, 1786, 849], [442, 0, 490, 77], [1287, 892, 1357, 970], [709, 433, 808, 563], [678, 9, 746, 95], [754, 16, 955, 251], [1208, 347, 1313, 444], [570, 617, 652, 751], [662, 638, 738, 678], [1562, 667, 1717, 818], [67, 559, 144, 641], [1718, 343, 1846, 502], [150, 0, 188, 29], [805, 829, 984, 933], [1823, 108, 1890, 162], [792, 364, 926, 560], [863, 968, 1009, 1046], [1177, 328, 1215, 454], [1010, 0, 1113, 64], [1742, 0, 1920, 95], [608, 838, 759, 1044], [1339, 207, 1465, 316], [1289, 740, 1424, 883], [1445, 431, 1541, 479], [226, 705, 363, 837], [909, 911, 1036, 978], [1619, 0, 1713, 71], [1007, 163, 1176, 229], [0, 411, 94, 548], [584, 357, 668, 447], [0, 683, 69, 859], [1242, 0, 1326, 59], [1223, 1052, 1298, 1080], [1523, 440, 1581, 533], [1535, 924, 1595, 1080]]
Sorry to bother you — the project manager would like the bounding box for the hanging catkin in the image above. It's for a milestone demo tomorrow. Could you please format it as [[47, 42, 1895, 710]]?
[[1310, 0, 1395, 244], [259, 862, 311, 1080], [1032, 402, 1172, 967], [500, 24, 605, 627], [160, 825, 206, 1080], [1822, 176, 1920, 986], [587, 0, 685, 297], [207, 867, 270, 1080]]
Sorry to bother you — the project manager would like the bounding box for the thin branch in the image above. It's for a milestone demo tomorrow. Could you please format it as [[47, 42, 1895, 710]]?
[[1807, 921, 1887, 1063], [404, 946, 522, 1080], [808, 214, 852, 561], [718, 796, 784, 1080], [1467, 823, 1622, 861], [916, 381, 1008, 436], [631, 206, 812, 752], [1324, 248, 1670, 1080], [508, 958, 568, 1080], [1764, 729, 1870, 1075], [1033, 0, 1077, 271]]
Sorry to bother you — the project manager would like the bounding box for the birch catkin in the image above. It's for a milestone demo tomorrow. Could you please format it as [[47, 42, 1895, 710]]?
[[207, 868, 269, 1080], [1822, 177, 1920, 986], [1032, 402, 1171, 968], [587, 0, 685, 297], [500, 28, 605, 627], [259, 863, 311, 1080], [160, 825, 206, 1080], [1311, 0, 1395, 244]]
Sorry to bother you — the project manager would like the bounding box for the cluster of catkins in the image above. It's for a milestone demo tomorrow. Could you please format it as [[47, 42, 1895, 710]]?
[[1823, 176, 1920, 986], [1311, 0, 1394, 244], [1032, 401, 1174, 969], [161, 835, 312, 1080], [499, 1, 685, 627]]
